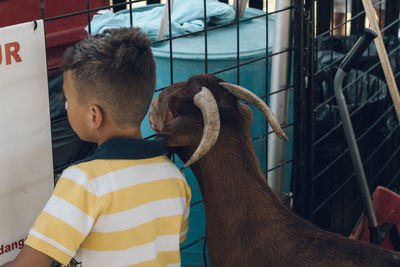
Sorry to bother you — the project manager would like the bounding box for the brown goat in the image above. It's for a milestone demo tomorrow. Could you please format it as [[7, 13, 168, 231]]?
[[149, 74, 400, 267]]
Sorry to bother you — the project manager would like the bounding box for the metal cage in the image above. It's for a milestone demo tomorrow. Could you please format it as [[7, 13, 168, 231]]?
[[293, 0, 400, 236]]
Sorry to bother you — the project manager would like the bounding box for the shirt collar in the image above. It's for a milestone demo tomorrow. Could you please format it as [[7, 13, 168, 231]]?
[[77, 138, 168, 163]]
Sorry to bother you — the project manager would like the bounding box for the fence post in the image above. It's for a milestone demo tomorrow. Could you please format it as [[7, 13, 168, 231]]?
[[292, 0, 315, 219], [267, 0, 292, 198]]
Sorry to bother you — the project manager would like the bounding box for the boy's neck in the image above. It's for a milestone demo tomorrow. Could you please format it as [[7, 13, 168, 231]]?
[[96, 126, 142, 146]]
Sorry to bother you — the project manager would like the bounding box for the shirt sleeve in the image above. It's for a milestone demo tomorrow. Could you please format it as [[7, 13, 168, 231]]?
[[25, 166, 102, 265]]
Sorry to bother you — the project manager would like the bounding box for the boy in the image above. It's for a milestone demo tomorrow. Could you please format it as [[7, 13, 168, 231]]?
[[2, 27, 191, 267]]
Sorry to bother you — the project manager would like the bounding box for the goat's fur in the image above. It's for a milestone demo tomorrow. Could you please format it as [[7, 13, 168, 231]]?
[[149, 74, 400, 266]]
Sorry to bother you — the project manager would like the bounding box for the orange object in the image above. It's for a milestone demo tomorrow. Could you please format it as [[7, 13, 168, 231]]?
[[350, 186, 400, 251]]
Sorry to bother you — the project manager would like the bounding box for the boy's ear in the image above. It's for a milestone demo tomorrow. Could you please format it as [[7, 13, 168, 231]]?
[[89, 104, 103, 131]]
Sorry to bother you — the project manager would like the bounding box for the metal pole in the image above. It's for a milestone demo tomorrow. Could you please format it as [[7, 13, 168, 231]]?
[[333, 68, 379, 238], [267, 0, 292, 198]]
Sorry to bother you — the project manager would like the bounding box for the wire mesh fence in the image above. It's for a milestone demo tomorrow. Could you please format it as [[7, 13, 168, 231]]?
[[0, 0, 295, 266], [293, 0, 400, 236]]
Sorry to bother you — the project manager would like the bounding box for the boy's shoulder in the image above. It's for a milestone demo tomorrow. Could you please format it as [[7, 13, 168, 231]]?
[[57, 138, 186, 189]]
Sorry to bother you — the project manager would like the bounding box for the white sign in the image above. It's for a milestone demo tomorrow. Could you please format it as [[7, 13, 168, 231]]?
[[0, 20, 53, 264]]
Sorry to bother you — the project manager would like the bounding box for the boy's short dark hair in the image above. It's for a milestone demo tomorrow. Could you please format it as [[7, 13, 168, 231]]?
[[61, 27, 156, 128]]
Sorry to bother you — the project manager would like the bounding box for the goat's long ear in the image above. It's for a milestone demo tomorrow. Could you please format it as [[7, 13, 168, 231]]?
[[219, 82, 289, 141], [156, 86, 220, 168], [158, 115, 203, 147]]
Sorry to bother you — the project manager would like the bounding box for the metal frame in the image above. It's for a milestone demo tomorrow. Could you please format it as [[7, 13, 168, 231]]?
[[293, 0, 400, 235]]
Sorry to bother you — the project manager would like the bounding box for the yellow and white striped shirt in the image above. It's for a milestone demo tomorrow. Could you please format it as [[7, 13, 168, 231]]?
[[25, 138, 191, 266]]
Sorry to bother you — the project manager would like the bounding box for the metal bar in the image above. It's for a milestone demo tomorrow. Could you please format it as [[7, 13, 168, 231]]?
[[381, 17, 400, 34], [253, 123, 294, 141], [267, 0, 293, 197], [236, 0, 240, 84], [292, 0, 314, 218], [334, 68, 378, 229], [305, 0, 316, 219], [87, 0, 91, 34], [181, 237, 206, 250], [345, 0, 349, 35], [40, 0, 50, 70], [262, 85, 294, 99], [129, 0, 133, 26], [204, 0, 208, 73], [40, 0, 45, 19], [266, 160, 294, 174], [167, 0, 174, 84], [202, 0, 209, 261], [265, 0, 269, 176], [203, 236, 208, 267], [190, 200, 204, 208]]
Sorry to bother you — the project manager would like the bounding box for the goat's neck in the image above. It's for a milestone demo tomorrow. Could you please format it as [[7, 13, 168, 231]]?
[[180, 134, 285, 230]]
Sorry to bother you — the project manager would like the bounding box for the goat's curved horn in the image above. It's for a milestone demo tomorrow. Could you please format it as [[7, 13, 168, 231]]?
[[184, 87, 221, 168], [219, 82, 289, 142]]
